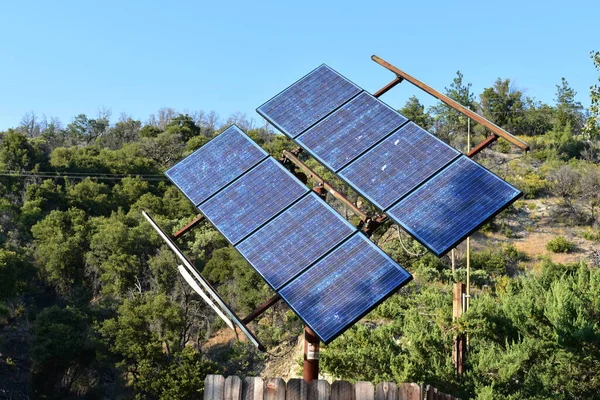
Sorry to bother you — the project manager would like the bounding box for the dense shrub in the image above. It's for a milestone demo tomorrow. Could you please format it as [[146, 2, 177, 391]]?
[[546, 236, 576, 253]]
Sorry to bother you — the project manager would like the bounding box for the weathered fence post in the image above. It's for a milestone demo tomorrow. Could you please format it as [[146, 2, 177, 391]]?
[[398, 383, 422, 400], [331, 380, 355, 400], [264, 377, 286, 400], [204, 374, 225, 400], [243, 377, 264, 400], [355, 381, 374, 400], [375, 382, 398, 400], [287, 378, 308, 400], [224, 376, 242, 400], [307, 379, 330, 400]]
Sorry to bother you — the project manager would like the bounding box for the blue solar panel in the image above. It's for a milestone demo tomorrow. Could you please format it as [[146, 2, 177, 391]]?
[[338, 122, 460, 209], [236, 193, 355, 290], [198, 158, 309, 245], [256, 65, 362, 138], [165, 126, 268, 206], [296, 92, 408, 172], [279, 233, 412, 344], [387, 156, 521, 256]]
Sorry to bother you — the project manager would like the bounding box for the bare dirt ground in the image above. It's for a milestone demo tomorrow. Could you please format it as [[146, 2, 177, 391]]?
[[468, 197, 599, 267]]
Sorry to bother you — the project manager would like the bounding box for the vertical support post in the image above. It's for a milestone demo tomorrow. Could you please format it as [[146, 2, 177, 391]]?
[[451, 249, 456, 275], [466, 238, 471, 312], [303, 327, 320, 382], [452, 283, 466, 376], [465, 109, 472, 314]]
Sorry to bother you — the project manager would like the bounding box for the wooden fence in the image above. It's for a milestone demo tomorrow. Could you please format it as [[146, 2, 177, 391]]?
[[204, 375, 461, 400]]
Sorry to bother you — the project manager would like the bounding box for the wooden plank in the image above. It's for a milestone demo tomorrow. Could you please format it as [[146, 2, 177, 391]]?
[[375, 382, 398, 400], [398, 383, 422, 400], [224, 376, 242, 400], [287, 378, 308, 400], [371, 55, 530, 152], [331, 380, 355, 400], [243, 377, 264, 400], [355, 381, 374, 400], [264, 378, 286, 400], [307, 379, 330, 400], [204, 374, 225, 400]]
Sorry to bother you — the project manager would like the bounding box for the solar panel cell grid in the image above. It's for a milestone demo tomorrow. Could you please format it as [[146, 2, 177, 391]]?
[[388, 156, 521, 256], [338, 122, 460, 209], [236, 193, 355, 290], [280, 233, 412, 344], [296, 92, 408, 172], [257, 65, 362, 138], [165, 126, 268, 206], [198, 158, 309, 245]]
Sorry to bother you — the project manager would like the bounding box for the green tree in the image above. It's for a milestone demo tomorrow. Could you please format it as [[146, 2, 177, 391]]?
[[0, 248, 33, 301], [20, 179, 67, 227], [140, 124, 163, 138], [479, 78, 525, 134], [583, 50, 600, 140], [139, 131, 185, 167], [103, 117, 142, 149], [429, 71, 477, 145], [31, 208, 89, 294], [554, 77, 584, 133], [85, 213, 154, 296], [112, 176, 151, 210], [67, 114, 110, 144], [520, 98, 554, 136], [100, 292, 219, 398], [165, 114, 201, 142], [0, 129, 35, 171], [400, 96, 433, 131], [203, 247, 271, 314], [67, 178, 112, 215], [31, 306, 94, 397]]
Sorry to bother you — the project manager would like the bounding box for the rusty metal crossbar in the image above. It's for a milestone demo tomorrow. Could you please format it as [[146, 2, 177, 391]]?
[[371, 55, 530, 153]]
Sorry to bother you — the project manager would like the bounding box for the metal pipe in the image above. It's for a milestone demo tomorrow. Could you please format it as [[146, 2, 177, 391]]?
[[303, 327, 320, 382], [467, 134, 499, 157], [373, 76, 404, 98], [242, 294, 281, 324], [371, 55, 530, 152], [173, 215, 205, 239]]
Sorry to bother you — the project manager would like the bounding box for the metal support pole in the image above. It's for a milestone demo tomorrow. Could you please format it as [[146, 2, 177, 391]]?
[[303, 327, 320, 382], [466, 238, 470, 312], [452, 283, 466, 376], [451, 249, 456, 275], [466, 111, 471, 313]]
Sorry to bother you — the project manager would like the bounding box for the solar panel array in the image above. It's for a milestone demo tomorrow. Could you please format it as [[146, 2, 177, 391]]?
[[258, 65, 361, 138], [236, 193, 355, 290], [280, 233, 411, 343], [165, 125, 412, 344], [388, 156, 521, 255], [198, 158, 309, 245], [338, 122, 460, 210], [166, 125, 268, 206], [296, 92, 407, 171], [257, 66, 522, 256]]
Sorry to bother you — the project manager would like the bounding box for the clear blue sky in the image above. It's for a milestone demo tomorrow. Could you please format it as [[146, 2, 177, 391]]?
[[1, 0, 598, 130]]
